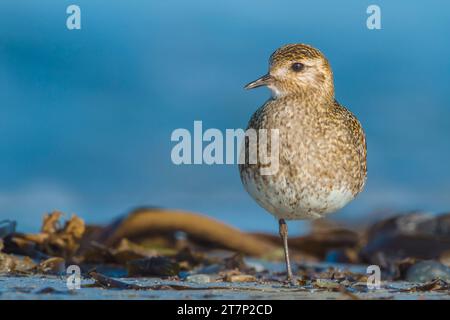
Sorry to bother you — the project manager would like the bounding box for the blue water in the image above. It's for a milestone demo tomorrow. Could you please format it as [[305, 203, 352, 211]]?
[[1, 1, 449, 233]]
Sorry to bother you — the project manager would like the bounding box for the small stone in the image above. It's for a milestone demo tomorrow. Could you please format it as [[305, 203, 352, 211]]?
[[196, 264, 221, 274], [325, 249, 358, 264], [314, 279, 341, 289], [340, 279, 351, 287], [245, 261, 265, 272], [127, 256, 180, 277], [439, 251, 450, 267], [224, 253, 247, 270], [178, 271, 190, 280], [406, 260, 450, 283], [225, 274, 256, 283], [185, 274, 211, 284], [38, 257, 66, 275]]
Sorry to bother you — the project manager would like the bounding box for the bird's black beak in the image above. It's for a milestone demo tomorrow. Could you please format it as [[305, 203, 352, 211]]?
[[244, 74, 273, 90]]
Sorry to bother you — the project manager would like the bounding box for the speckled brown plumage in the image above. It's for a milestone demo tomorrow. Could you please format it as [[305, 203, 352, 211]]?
[[239, 44, 367, 221]]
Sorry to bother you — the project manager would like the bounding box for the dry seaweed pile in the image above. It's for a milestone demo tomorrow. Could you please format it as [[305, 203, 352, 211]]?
[[1, 208, 450, 295]]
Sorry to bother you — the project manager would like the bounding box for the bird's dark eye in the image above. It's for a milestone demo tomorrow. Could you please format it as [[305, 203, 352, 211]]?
[[291, 62, 304, 72]]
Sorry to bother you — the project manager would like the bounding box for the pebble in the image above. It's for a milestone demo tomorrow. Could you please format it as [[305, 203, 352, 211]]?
[[314, 279, 341, 289], [439, 251, 450, 267], [185, 274, 212, 284], [127, 257, 180, 277], [406, 260, 450, 283], [38, 257, 66, 275], [246, 261, 265, 272], [196, 264, 221, 274], [178, 271, 190, 280], [225, 274, 256, 283]]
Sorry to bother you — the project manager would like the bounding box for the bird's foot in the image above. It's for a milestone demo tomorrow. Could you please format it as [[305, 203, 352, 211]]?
[[283, 276, 297, 287]]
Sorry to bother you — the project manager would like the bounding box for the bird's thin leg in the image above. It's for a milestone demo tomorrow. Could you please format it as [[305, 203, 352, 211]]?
[[279, 219, 294, 284]]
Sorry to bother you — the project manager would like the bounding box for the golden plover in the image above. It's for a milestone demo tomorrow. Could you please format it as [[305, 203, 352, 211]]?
[[239, 44, 367, 282]]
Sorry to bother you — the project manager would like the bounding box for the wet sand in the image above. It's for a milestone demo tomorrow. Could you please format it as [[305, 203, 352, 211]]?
[[1, 260, 449, 300]]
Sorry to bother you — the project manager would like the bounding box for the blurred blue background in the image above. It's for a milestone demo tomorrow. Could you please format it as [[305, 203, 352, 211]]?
[[1, 1, 449, 233]]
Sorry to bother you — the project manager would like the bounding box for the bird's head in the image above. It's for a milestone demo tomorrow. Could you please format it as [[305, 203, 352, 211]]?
[[245, 44, 334, 101]]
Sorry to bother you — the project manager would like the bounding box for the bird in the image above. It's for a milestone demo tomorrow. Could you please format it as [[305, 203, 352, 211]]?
[[239, 44, 367, 283]]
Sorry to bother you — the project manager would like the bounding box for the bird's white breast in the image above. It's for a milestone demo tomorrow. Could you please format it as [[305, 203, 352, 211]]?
[[241, 168, 355, 221]]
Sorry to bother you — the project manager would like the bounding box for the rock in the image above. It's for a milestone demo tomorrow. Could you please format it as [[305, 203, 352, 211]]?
[[224, 253, 248, 270], [174, 247, 210, 267], [38, 257, 66, 275], [225, 274, 256, 282], [178, 271, 190, 280], [185, 274, 212, 284], [196, 264, 222, 274], [406, 260, 450, 283], [297, 278, 309, 286], [439, 250, 450, 267], [360, 212, 450, 265], [245, 261, 265, 272], [127, 256, 180, 277], [313, 279, 341, 289]]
